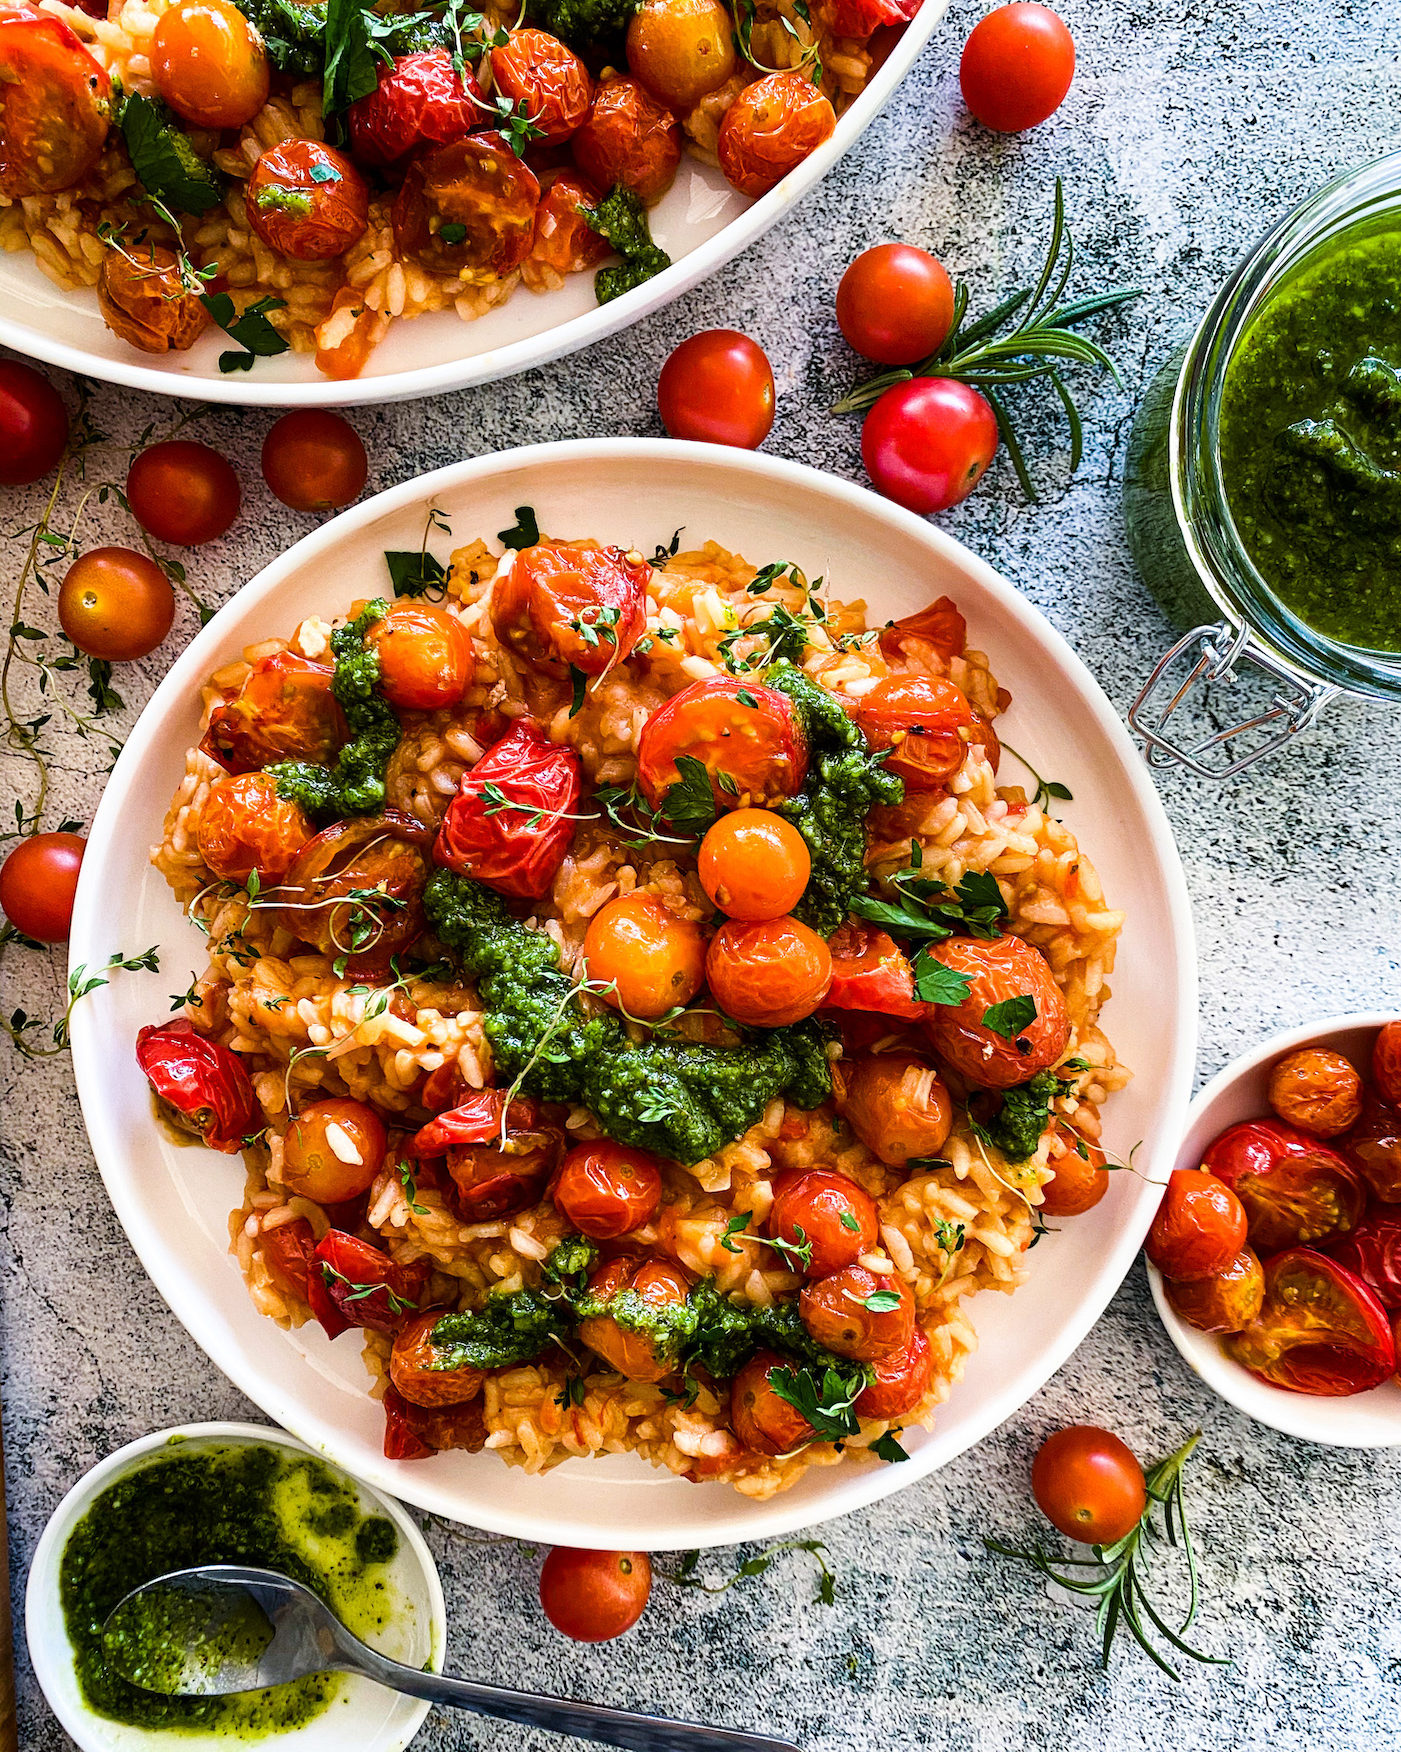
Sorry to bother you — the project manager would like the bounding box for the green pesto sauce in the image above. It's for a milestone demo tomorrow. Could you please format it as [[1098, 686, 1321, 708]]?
[[1218, 223, 1401, 653], [60, 1442, 400, 1737]]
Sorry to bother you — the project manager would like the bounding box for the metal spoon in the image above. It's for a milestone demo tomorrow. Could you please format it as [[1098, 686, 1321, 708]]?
[[103, 1565, 801, 1752]]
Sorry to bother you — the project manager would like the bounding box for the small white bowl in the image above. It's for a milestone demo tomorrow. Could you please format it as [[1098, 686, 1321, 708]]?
[[26, 1422, 446, 1752], [1151, 1011, 1401, 1447]]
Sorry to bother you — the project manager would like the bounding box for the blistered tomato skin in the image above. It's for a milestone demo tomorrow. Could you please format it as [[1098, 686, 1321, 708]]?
[[636, 677, 809, 814], [627, 0, 735, 109], [413, 1090, 563, 1219], [1327, 1209, 1401, 1311], [195, 771, 314, 884], [201, 649, 347, 774], [392, 132, 541, 281], [835, 1053, 953, 1167], [706, 916, 832, 1028], [494, 542, 650, 674], [492, 29, 593, 143], [800, 1263, 914, 1362], [348, 49, 481, 166], [311, 1231, 428, 1336], [135, 1018, 259, 1152], [1144, 1168, 1248, 1282], [731, 1349, 815, 1454], [98, 246, 209, 354], [1347, 1095, 1401, 1203], [0, 5, 111, 198], [921, 933, 1069, 1090], [434, 720, 582, 901], [577, 1255, 691, 1382], [1202, 1118, 1366, 1250], [768, 1167, 879, 1278], [366, 601, 474, 710], [390, 1310, 486, 1408], [526, 173, 610, 280], [1164, 1247, 1265, 1334], [152, 0, 269, 129], [246, 139, 370, 260], [582, 892, 707, 1021], [279, 813, 431, 977], [822, 921, 923, 1020], [1227, 1247, 1397, 1396], [854, 1325, 934, 1421], [717, 70, 835, 198], [1374, 1022, 1401, 1108], [550, 1141, 664, 1239], [855, 674, 983, 789], [1040, 1119, 1109, 1216], [697, 808, 810, 919], [1267, 1046, 1364, 1138], [572, 75, 681, 202]]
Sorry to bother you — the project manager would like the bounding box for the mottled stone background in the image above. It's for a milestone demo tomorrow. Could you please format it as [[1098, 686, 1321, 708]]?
[[5, 0, 1401, 1743]]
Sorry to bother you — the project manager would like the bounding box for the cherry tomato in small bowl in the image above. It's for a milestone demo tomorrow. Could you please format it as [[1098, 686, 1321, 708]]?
[[540, 1548, 653, 1642], [1328, 1210, 1401, 1312], [1143, 1168, 1247, 1283], [1346, 1095, 1401, 1204], [0, 359, 67, 485], [127, 440, 240, 546], [1267, 1045, 1364, 1138], [861, 377, 999, 515], [1201, 1118, 1365, 1251], [59, 547, 174, 662], [837, 244, 956, 367], [626, 0, 735, 109], [959, 1, 1075, 133], [1163, 1247, 1265, 1335], [657, 330, 775, 450], [1374, 1022, 1401, 1108], [0, 831, 84, 942], [1031, 1425, 1145, 1545], [1227, 1247, 1396, 1397]]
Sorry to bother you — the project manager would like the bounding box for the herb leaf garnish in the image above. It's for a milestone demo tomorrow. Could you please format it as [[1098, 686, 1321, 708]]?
[[118, 94, 224, 212], [498, 505, 540, 549], [658, 754, 719, 835], [912, 947, 973, 1007], [982, 994, 1038, 1040]]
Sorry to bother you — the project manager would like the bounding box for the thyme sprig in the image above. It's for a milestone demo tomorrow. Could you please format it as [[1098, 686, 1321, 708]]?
[[665, 1539, 836, 1605]]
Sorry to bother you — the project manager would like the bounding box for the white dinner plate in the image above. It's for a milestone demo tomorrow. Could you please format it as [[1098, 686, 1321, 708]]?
[[68, 438, 1197, 1547]]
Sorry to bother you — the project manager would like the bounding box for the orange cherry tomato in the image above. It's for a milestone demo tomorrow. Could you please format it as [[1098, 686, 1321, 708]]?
[[127, 440, 239, 546], [390, 1310, 486, 1408], [1031, 1426, 1145, 1544], [314, 286, 386, 382], [98, 245, 208, 354], [195, 771, 314, 884], [58, 547, 174, 661], [201, 649, 348, 775], [260, 410, 367, 513], [717, 70, 834, 199], [626, 0, 735, 109], [834, 1052, 952, 1167], [582, 892, 707, 1021], [730, 1348, 814, 1454], [1347, 1095, 1401, 1204], [539, 1548, 652, 1642], [0, 359, 67, 485], [706, 915, 831, 1028], [921, 933, 1069, 1090], [0, 5, 111, 198], [492, 540, 650, 675], [960, 1, 1074, 133], [657, 330, 775, 449], [1267, 1046, 1364, 1138], [800, 1263, 914, 1362], [1164, 1248, 1264, 1335], [1202, 1119, 1366, 1250], [246, 139, 369, 262], [768, 1166, 878, 1279], [636, 677, 809, 815], [697, 807, 809, 919], [551, 1140, 664, 1240], [837, 243, 956, 367], [492, 28, 593, 144], [152, 0, 269, 129], [577, 1254, 691, 1382], [855, 1325, 934, 1421], [391, 132, 540, 280], [1144, 1168, 1248, 1282], [1039, 1118, 1109, 1216], [281, 1097, 388, 1204], [364, 601, 474, 711], [0, 831, 84, 942], [1374, 1022, 1401, 1108], [525, 172, 610, 282], [1227, 1247, 1396, 1396], [571, 74, 681, 202], [854, 673, 983, 789]]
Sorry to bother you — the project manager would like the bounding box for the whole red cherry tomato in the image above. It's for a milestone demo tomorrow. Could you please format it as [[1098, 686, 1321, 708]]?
[[1227, 1247, 1396, 1396], [539, 1548, 653, 1642], [822, 921, 923, 1020], [59, 547, 174, 661], [276, 812, 431, 975], [366, 601, 474, 711], [855, 673, 984, 788], [1374, 1022, 1401, 1108], [135, 1018, 259, 1153], [0, 4, 112, 197], [127, 441, 239, 546], [1164, 1248, 1265, 1334], [706, 915, 832, 1027], [412, 1090, 563, 1220], [261, 410, 367, 512], [657, 330, 775, 449], [636, 677, 808, 815], [1346, 1096, 1401, 1203], [433, 720, 582, 901], [0, 359, 67, 484], [246, 139, 369, 262], [581, 892, 707, 1021], [196, 771, 313, 884], [201, 649, 348, 774], [1201, 1118, 1366, 1251], [311, 1231, 428, 1337], [861, 378, 999, 514], [837, 244, 956, 367], [347, 48, 480, 166], [382, 1385, 487, 1458], [577, 1254, 691, 1382], [730, 1348, 814, 1454], [571, 74, 680, 202], [768, 1166, 879, 1278], [801, 1263, 914, 1362], [1144, 1168, 1248, 1282], [392, 132, 540, 280], [551, 1141, 664, 1240], [921, 933, 1069, 1090], [1328, 1210, 1401, 1311], [717, 69, 835, 199], [492, 541, 650, 675], [855, 1325, 935, 1421], [1031, 1426, 1145, 1544], [525, 172, 610, 282], [0, 831, 84, 942], [960, 2, 1075, 133], [835, 1052, 953, 1166], [492, 28, 593, 143], [390, 1310, 486, 1408], [152, 0, 268, 129]]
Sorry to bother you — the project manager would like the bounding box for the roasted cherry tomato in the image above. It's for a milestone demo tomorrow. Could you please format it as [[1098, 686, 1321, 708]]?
[[412, 1090, 563, 1219], [98, 244, 208, 354], [0, 359, 67, 485], [878, 595, 966, 667], [492, 28, 593, 143], [717, 70, 834, 198], [572, 74, 681, 202], [281, 1097, 388, 1205], [855, 674, 985, 789], [127, 440, 240, 546], [492, 541, 650, 675], [392, 132, 540, 281], [1039, 1118, 1109, 1216], [347, 48, 480, 166], [434, 720, 582, 901], [1346, 1096, 1401, 1203], [311, 1230, 428, 1337], [960, 1, 1074, 132], [1227, 1247, 1397, 1396], [259, 1215, 317, 1303], [383, 1384, 487, 1458], [420, 1062, 468, 1114], [921, 932, 1069, 1090], [278, 812, 432, 975], [366, 601, 473, 711], [246, 139, 369, 261], [1267, 1046, 1364, 1138], [706, 915, 832, 1028], [822, 921, 923, 1020], [389, 1310, 486, 1408], [314, 285, 386, 382], [582, 892, 707, 1021], [57, 546, 174, 662], [539, 1548, 653, 1643], [136, 1018, 259, 1152], [657, 330, 776, 449], [862, 377, 999, 515], [1144, 1168, 1248, 1282], [1328, 1210, 1401, 1312], [1164, 1247, 1265, 1335], [768, 1166, 879, 1279], [551, 1141, 664, 1240], [855, 1325, 934, 1421], [1201, 1118, 1366, 1251], [626, 0, 735, 108], [817, 0, 919, 35], [525, 172, 610, 281], [636, 677, 808, 815], [837, 244, 956, 367], [801, 1263, 914, 1362], [260, 409, 367, 513], [730, 1348, 814, 1454], [1374, 1022, 1401, 1108], [201, 649, 348, 774], [1031, 1426, 1145, 1544], [697, 807, 809, 919], [152, 0, 267, 127], [834, 1052, 953, 1167], [0, 4, 111, 198], [0, 830, 84, 942], [196, 770, 314, 884], [577, 1254, 691, 1382]]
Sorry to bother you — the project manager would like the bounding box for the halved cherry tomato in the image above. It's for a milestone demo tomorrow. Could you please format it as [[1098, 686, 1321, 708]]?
[[492, 541, 650, 675], [152, 0, 268, 128], [392, 132, 540, 280], [834, 1052, 952, 1167], [1201, 1118, 1366, 1251], [1267, 1046, 1364, 1138], [539, 1548, 652, 1642], [366, 601, 474, 711], [577, 1254, 691, 1382], [1031, 1426, 1145, 1544], [0, 830, 84, 942], [127, 440, 239, 546], [311, 1230, 428, 1337], [259, 1216, 317, 1304], [347, 48, 480, 166], [433, 720, 582, 901], [1328, 1210, 1401, 1311], [280, 1098, 387, 1205], [1039, 1118, 1108, 1216], [0, 359, 67, 485], [247, 139, 369, 262], [768, 1166, 878, 1278], [706, 915, 832, 1027], [657, 330, 775, 450], [524, 172, 610, 282], [837, 244, 956, 368], [960, 1, 1074, 133], [551, 1141, 664, 1239], [1227, 1247, 1396, 1396], [697, 807, 809, 919], [383, 1384, 487, 1457], [412, 1089, 563, 1219], [1164, 1248, 1265, 1334], [582, 892, 707, 1021], [59, 547, 174, 662], [492, 28, 593, 143], [855, 673, 983, 788], [801, 1263, 913, 1362], [201, 649, 348, 774], [822, 921, 923, 1020], [196, 771, 314, 884], [1374, 1022, 1401, 1108], [571, 74, 681, 202], [1346, 1096, 1401, 1203], [277, 812, 432, 975], [855, 1325, 934, 1421], [921, 933, 1069, 1090], [878, 595, 967, 668], [315, 286, 387, 382], [636, 677, 809, 815], [390, 1310, 486, 1408], [1144, 1168, 1247, 1282], [136, 1019, 258, 1153], [98, 245, 208, 354], [0, 5, 111, 198], [717, 70, 835, 199], [862, 377, 999, 515], [730, 1348, 814, 1454]]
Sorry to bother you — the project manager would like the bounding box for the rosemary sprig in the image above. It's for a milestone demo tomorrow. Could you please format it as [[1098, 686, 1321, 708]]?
[[986, 1432, 1227, 1680], [832, 181, 1141, 502]]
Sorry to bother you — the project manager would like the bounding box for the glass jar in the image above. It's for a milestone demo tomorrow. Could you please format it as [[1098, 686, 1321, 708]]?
[[1124, 150, 1401, 778]]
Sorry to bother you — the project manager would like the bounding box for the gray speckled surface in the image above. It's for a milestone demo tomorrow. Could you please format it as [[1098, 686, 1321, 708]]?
[[5, 0, 1401, 1743]]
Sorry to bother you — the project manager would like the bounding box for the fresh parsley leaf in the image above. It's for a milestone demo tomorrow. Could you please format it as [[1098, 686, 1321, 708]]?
[[203, 292, 289, 372], [119, 94, 223, 212], [871, 1431, 909, 1463], [658, 754, 718, 834], [849, 893, 953, 941], [384, 549, 448, 597], [982, 994, 1038, 1040], [911, 947, 973, 1006], [770, 1363, 865, 1444], [499, 505, 540, 549]]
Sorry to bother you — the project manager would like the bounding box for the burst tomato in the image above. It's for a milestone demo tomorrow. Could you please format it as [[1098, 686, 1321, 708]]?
[[366, 601, 473, 711], [383, 1385, 487, 1458], [392, 132, 540, 280], [1164, 1247, 1265, 1334], [347, 48, 480, 166], [768, 1167, 879, 1279], [525, 172, 610, 280], [539, 1548, 653, 1642], [855, 1325, 934, 1421], [801, 1263, 914, 1362], [412, 1090, 563, 1220], [835, 1052, 953, 1167], [492, 541, 650, 675], [201, 649, 348, 774], [717, 70, 835, 198], [855, 673, 984, 788], [822, 921, 923, 1020], [1266, 1046, 1364, 1138], [0, 830, 84, 942], [1201, 1118, 1366, 1251], [837, 244, 956, 367], [571, 74, 681, 202], [577, 1254, 691, 1382], [492, 28, 593, 143], [196, 771, 313, 884], [127, 440, 239, 546], [921, 933, 1069, 1090], [959, 1, 1074, 132], [551, 1141, 664, 1240], [247, 139, 369, 261], [878, 595, 967, 667], [0, 359, 67, 485], [152, 0, 268, 128], [818, 0, 919, 35], [259, 1216, 317, 1303], [1039, 1118, 1108, 1216], [1328, 1210, 1401, 1311], [1144, 1168, 1248, 1282], [636, 677, 808, 815], [657, 330, 776, 449], [697, 807, 809, 920], [1374, 1022, 1401, 1108], [280, 1098, 388, 1205], [135, 1019, 258, 1153], [626, 0, 735, 108], [59, 546, 174, 661], [0, 5, 111, 198], [1346, 1096, 1401, 1204], [97, 245, 208, 354], [315, 286, 386, 381], [1227, 1247, 1396, 1396], [389, 1310, 486, 1408], [311, 1231, 428, 1338], [730, 1348, 814, 1454], [278, 812, 431, 975], [1031, 1426, 1145, 1544], [862, 377, 999, 514], [582, 892, 707, 1021], [433, 720, 582, 901], [706, 915, 832, 1027]]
